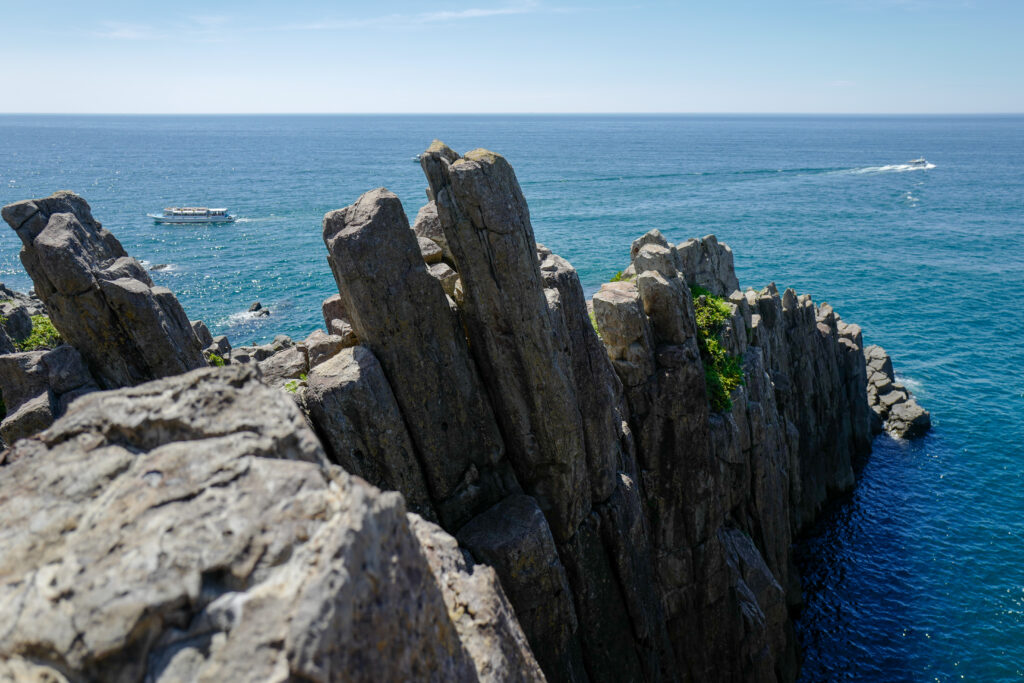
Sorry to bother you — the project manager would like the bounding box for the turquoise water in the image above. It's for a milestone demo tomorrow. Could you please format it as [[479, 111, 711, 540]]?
[[1, 115, 1022, 680]]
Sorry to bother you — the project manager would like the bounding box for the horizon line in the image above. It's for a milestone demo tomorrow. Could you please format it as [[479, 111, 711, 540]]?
[[1, 111, 1022, 117]]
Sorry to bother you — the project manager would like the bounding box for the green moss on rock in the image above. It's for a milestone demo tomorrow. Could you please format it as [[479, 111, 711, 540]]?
[[691, 285, 744, 412]]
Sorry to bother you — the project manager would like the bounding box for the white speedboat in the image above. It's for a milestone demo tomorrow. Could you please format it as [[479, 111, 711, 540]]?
[[148, 207, 236, 224], [908, 157, 929, 167]]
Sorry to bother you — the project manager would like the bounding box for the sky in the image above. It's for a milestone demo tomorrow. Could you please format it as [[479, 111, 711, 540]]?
[[1, 0, 1021, 113]]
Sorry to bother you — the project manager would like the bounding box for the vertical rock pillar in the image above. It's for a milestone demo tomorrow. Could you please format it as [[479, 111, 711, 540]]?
[[322, 188, 513, 528], [421, 142, 591, 543]]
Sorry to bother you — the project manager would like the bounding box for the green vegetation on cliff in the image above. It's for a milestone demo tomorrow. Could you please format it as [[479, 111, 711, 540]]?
[[15, 315, 61, 352], [691, 285, 744, 412]]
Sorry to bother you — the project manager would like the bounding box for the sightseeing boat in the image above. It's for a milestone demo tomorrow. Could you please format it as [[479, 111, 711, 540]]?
[[148, 207, 236, 224]]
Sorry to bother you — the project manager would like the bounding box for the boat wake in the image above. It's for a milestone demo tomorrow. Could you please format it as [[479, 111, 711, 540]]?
[[848, 162, 936, 175]]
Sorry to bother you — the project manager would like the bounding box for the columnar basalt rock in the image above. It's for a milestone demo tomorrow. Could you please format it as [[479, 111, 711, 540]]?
[[322, 187, 514, 529], [674, 234, 740, 297], [421, 142, 591, 543], [302, 345, 437, 522], [1, 192, 205, 389], [0, 364, 540, 682], [538, 246, 623, 503], [0, 146, 932, 683], [587, 225, 896, 680]]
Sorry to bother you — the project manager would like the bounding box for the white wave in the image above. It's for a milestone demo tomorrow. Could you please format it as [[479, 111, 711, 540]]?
[[895, 373, 923, 394], [224, 310, 268, 326], [849, 162, 936, 175]]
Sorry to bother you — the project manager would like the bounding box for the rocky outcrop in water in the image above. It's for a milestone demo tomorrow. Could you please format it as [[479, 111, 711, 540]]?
[[865, 343, 931, 438], [0, 144, 932, 682]]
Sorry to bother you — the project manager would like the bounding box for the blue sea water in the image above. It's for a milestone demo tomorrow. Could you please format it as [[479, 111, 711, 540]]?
[[1, 114, 1022, 680]]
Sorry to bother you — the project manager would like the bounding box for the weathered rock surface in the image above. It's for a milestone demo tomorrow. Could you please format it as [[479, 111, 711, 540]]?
[[190, 319, 214, 348], [674, 234, 740, 297], [412, 200, 454, 263], [0, 301, 32, 344], [0, 364, 540, 682], [0, 282, 47, 316], [1, 192, 205, 389], [0, 325, 13, 355], [0, 345, 97, 445], [257, 345, 309, 388], [410, 514, 547, 681], [1, 147, 930, 683], [321, 293, 359, 347], [422, 142, 590, 543], [323, 187, 512, 528], [457, 495, 582, 680], [302, 346, 436, 521]]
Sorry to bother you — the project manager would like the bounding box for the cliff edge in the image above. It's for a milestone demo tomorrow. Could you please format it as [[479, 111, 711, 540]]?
[[0, 143, 931, 682]]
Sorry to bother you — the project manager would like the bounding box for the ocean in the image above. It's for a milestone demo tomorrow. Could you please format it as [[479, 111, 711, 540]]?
[[1, 114, 1021, 680]]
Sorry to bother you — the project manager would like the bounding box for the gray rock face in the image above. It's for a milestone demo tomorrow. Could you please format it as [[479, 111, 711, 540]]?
[[412, 200, 454, 263], [0, 364, 537, 682], [301, 328, 345, 367], [0, 282, 47, 316], [422, 143, 590, 543], [538, 248, 623, 503], [0, 325, 14, 355], [302, 346, 436, 521], [322, 293, 360, 347], [0, 345, 96, 445], [410, 515, 547, 682], [323, 187, 511, 528], [457, 495, 582, 681], [257, 345, 308, 388], [190, 319, 214, 348], [0, 302, 32, 343], [674, 234, 740, 297], [1, 192, 205, 389]]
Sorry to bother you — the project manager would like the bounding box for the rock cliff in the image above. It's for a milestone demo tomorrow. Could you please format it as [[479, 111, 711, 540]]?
[[0, 145, 931, 682]]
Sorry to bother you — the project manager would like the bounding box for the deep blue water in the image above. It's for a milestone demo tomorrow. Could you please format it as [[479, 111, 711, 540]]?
[[1, 114, 1022, 680]]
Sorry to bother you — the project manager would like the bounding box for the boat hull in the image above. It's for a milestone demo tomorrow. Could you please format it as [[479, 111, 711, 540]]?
[[148, 214, 236, 224]]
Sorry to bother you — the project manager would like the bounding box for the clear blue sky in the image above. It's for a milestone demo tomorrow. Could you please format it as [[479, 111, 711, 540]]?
[[3, 0, 1021, 113]]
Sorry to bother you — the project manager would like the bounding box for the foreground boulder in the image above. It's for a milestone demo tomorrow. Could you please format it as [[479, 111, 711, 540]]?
[[1, 192, 205, 389], [0, 364, 543, 682]]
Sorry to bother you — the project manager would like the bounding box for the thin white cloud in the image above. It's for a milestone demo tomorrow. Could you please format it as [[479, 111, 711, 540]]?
[[94, 16, 234, 43], [94, 22, 155, 41], [286, 1, 544, 31]]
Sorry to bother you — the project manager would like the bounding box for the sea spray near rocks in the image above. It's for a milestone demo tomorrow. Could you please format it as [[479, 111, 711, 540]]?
[[0, 143, 931, 682]]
